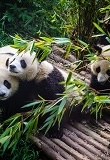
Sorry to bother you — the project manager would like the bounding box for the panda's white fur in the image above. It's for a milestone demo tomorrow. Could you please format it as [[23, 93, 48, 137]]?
[[0, 45, 18, 54], [0, 67, 19, 100], [0, 50, 19, 100]]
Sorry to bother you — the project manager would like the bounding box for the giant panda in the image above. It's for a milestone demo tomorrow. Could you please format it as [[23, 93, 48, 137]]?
[[6, 49, 91, 138], [7, 50, 67, 99], [90, 59, 110, 93], [0, 49, 36, 121], [90, 37, 110, 93], [0, 67, 19, 120], [6, 50, 69, 138], [0, 67, 38, 124]]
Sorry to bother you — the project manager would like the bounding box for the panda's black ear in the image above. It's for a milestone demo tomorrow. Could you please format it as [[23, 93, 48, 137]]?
[[6, 58, 9, 67], [93, 45, 102, 54]]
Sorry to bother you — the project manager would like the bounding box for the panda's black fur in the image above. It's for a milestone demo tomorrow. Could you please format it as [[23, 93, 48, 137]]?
[[34, 67, 65, 100], [90, 73, 110, 93]]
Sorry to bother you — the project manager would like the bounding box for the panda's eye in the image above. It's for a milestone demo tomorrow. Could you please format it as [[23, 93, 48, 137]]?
[[20, 60, 27, 68], [106, 69, 110, 76], [96, 67, 100, 73], [4, 80, 11, 89]]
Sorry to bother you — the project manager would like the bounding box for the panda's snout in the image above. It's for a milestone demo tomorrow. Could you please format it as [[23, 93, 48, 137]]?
[[10, 64, 16, 70], [9, 64, 17, 73]]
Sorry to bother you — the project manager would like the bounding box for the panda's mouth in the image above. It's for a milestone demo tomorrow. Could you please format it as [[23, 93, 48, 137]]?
[[11, 70, 19, 73], [8, 64, 19, 73], [0, 96, 8, 100], [9, 68, 19, 73]]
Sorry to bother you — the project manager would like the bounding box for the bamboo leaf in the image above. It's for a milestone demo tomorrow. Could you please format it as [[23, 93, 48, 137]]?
[[0, 136, 10, 145], [44, 113, 55, 123], [22, 100, 42, 108], [93, 23, 106, 34], [65, 72, 72, 86], [58, 97, 67, 114]]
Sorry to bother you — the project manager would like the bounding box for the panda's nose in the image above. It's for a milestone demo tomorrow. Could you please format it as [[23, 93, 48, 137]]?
[[10, 65, 16, 69], [0, 92, 5, 97]]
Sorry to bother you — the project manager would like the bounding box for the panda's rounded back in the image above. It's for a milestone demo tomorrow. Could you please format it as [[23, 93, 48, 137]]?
[[34, 61, 67, 100], [0, 45, 18, 54]]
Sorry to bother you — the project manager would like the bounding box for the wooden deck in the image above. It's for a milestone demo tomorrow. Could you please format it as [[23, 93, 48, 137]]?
[[31, 117, 110, 160]]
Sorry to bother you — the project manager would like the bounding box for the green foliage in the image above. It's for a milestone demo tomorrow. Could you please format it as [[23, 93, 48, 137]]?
[[10, 34, 71, 61], [0, 36, 110, 154], [0, 0, 110, 158], [0, 138, 42, 160], [1, 0, 109, 47], [0, 0, 77, 46]]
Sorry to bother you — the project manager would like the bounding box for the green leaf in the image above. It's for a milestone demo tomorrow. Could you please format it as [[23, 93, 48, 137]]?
[[22, 100, 42, 108], [54, 37, 71, 44], [58, 97, 67, 114], [65, 72, 72, 86], [93, 23, 106, 34], [3, 138, 11, 152], [40, 37, 53, 42], [92, 33, 105, 38], [78, 40, 88, 47], [4, 114, 22, 127], [40, 120, 54, 134], [44, 113, 55, 123], [0, 136, 10, 145]]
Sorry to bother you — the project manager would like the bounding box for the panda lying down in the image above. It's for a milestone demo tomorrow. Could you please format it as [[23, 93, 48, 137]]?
[[0, 47, 87, 138], [0, 51, 36, 121], [7, 50, 68, 99], [0, 48, 69, 138], [0, 67, 36, 120]]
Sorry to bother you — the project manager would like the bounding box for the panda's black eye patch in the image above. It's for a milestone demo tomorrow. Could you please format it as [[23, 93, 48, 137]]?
[[106, 69, 110, 76], [96, 67, 100, 73], [6, 58, 9, 67], [20, 60, 27, 68], [4, 80, 11, 89]]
